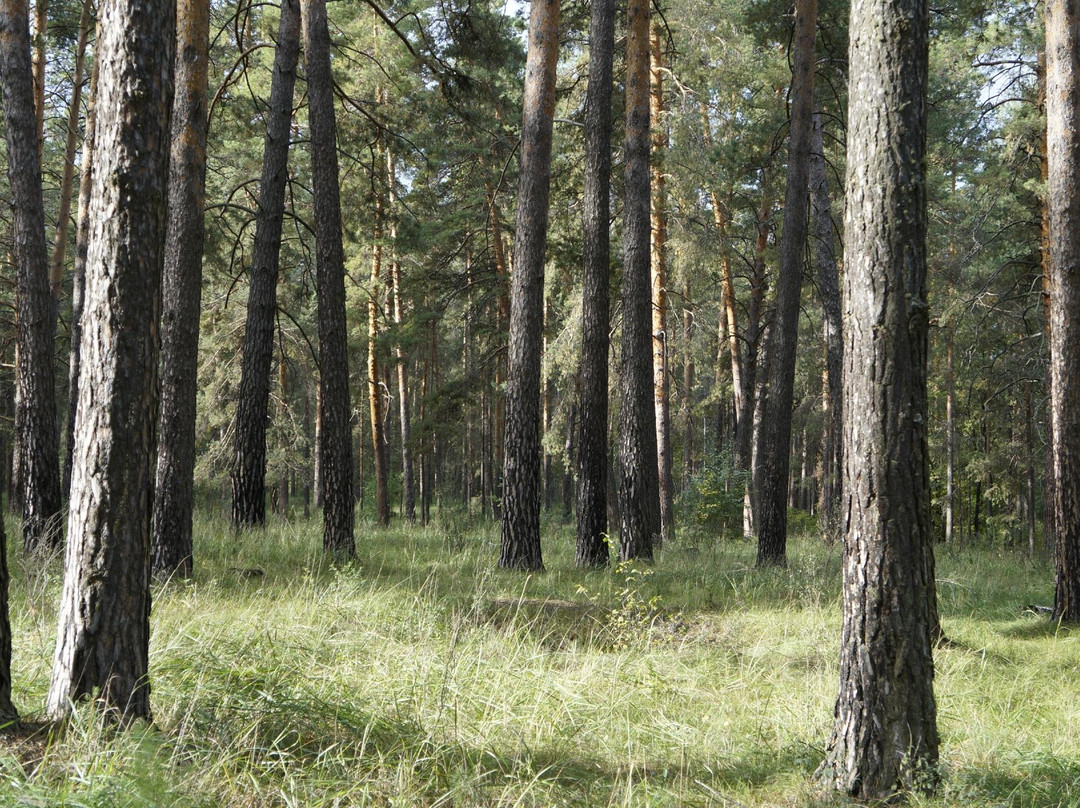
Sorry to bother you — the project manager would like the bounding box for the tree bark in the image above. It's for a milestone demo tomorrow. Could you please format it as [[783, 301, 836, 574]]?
[[231, 0, 300, 528], [303, 0, 355, 555], [368, 83, 390, 527], [810, 110, 842, 540], [152, 0, 210, 579], [47, 0, 174, 721], [754, 0, 816, 567], [1046, 0, 1080, 620], [819, 0, 939, 789], [618, 0, 660, 562], [31, 0, 43, 153], [945, 324, 955, 544], [575, 0, 614, 568], [0, 0, 63, 552], [0, 453, 16, 726], [649, 24, 674, 547], [498, 0, 560, 571]]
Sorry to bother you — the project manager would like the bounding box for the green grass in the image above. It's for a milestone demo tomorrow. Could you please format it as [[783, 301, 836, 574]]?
[[1, 510, 1077, 807]]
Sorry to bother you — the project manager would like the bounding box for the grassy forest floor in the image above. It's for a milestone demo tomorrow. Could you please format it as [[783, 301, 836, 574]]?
[[0, 510, 1077, 807]]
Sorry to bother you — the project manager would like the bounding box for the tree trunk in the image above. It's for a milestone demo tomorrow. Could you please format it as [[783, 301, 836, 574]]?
[[153, 0, 210, 579], [232, 0, 300, 528], [562, 394, 575, 519], [48, 0, 93, 303], [1046, 0, 1080, 620], [499, 0, 559, 571], [387, 149, 416, 522], [618, 0, 660, 562], [649, 24, 674, 548], [810, 109, 842, 540], [303, 0, 354, 555], [819, 0, 939, 789], [945, 325, 955, 544], [487, 184, 509, 518], [1027, 391, 1037, 556], [1038, 51, 1056, 558], [575, 0, 614, 568], [0, 449, 17, 726], [682, 279, 695, 480], [0, 0, 63, 552], [31, 0, 43, 153], [63, 52, 97, 500], [754, 0, 816, 567], [47, 0, 174, 721]]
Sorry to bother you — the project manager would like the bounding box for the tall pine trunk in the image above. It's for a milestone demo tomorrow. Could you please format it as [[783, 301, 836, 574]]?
[[754, 0, 816, 566], [618, 0, 661, 561], [575, 0, 614, 568], [498, 0, 560, 571], [368, 82, 390, 527], [0, 0, 62, 552], [47, 0, 174, 721], [231, 0, 301, 528], [153, 0, 211, 578], [0, 474, 14, 726], [820, 0, 939, 788], [388, 148, 416, 522], [304, 0, 355, 555]]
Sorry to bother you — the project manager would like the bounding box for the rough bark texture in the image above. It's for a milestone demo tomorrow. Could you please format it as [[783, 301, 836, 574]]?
[[63, 51, 98, 499], [0, 463, 16, 726], [49, 0, 93, 302], [810, 110, 842, 539], [152, 0, 210, 579], [47, 0, 174, 721], [498, 0, 560, 571], [0, 0, 63, 552], [231, 0, 300, 528], [618, 0, 660, 562], [303, 0, 355, 556], [575, 0, 614, 568], [1047, 0, 1080, 620], [819, 0, 939, 790], [649, 25, 674, 547], [754, 0, 816, 567], [30, 0, 43, 150]]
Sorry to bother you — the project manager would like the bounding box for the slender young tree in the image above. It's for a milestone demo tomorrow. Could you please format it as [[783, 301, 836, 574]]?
[[368, 84, 390, 527], [231, 0, 301, 528], [753, 0, 816, 566], [153, 0, 211, 578], [810, 110, 842, 539], [63, 50, 98, 499], [649, 23, 674, 546], [1046, 0, 1080, 620], [576, 0, 615, 568], [388, 149, 416, 522], [303, 0, 354, 555], [0, 0, 63, 552], [31, 0, 44, 151], [618, 0, 661, 561], [819, 0, 939, 789], [500, 0, 560, 571], [47, 0, 175, 722]]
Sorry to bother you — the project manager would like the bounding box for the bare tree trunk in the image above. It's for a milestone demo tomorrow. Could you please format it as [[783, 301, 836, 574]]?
[[945, 325, 955, 544], [682, 279, 695, 480], [1047, 0, 1080, 620], [575, 0, 614, 568], [487, 184, 509, 518], [387, 148, 415, 522], [231, 0, 300, 528], [0, 0, 63, 552], [303, 0, 354, 555], [47, 0, 174, 721], [618, 0, 660, 561], [820, 0, 939, 788], [153, 0, 211, 578], [31, 0, 44, 153], [0, 448, 16, 725], [1038, 51, 1056, 557], [754, 0, 816, 567], [649, 24, 674, 547], [499, 0, 560, 571], [1027, 390, 1037, 556], [810, 110, 842, 540]]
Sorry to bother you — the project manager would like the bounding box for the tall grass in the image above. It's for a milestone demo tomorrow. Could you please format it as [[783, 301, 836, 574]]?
[[0, 510, 1076, 806]]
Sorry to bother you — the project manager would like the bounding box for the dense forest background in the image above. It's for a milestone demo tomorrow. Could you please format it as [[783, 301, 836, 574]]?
[[0, 0, 1048, 550]]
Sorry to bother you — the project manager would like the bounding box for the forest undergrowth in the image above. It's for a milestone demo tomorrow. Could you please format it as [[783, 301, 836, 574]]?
[[0, 509, 1076, 807]]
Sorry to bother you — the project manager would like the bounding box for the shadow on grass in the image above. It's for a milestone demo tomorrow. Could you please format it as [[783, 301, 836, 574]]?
[[947, 755, 1080, 808]]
